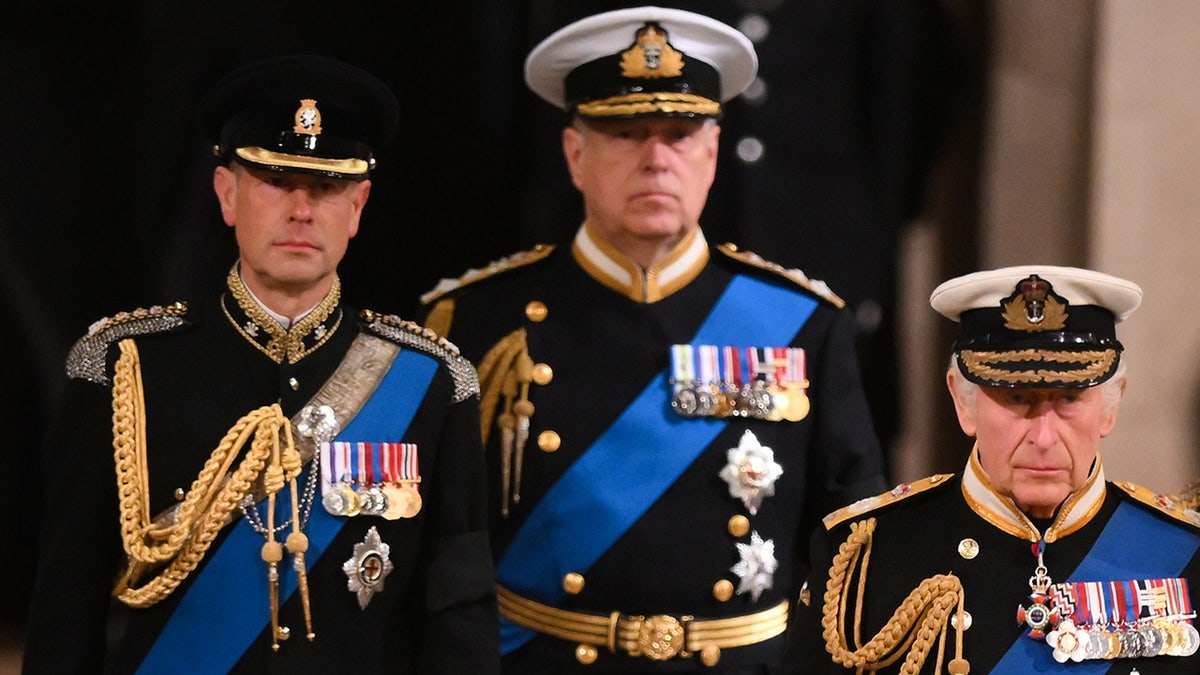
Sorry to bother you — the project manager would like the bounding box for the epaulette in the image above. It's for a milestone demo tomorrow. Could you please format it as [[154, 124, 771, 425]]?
[[715, 243, 845, 308], [419, 244, 556, 306], [1113, 481, 1200, 529], [360, 310, 480, 403], [823, 474, 955, 530], [65, 302, 189, 385]]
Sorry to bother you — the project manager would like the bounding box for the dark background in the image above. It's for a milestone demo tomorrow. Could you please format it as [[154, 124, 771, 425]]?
[[0, 0, 980, 648]]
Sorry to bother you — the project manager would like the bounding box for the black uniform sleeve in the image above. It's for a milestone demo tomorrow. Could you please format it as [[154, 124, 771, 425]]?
[[23, 378, 125, 674], [803, 307, 888, 525], [413, 385, 500, 674]]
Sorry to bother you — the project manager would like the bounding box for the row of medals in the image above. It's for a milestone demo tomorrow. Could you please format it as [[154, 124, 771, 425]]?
[[1068, 620, 1200, 660], [670, 378, 809, 422], [322, 480, 421, 520]]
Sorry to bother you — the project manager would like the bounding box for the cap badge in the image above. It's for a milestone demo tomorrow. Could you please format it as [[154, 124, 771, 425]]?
[[620, 22, 684, 79], [293, 98, 323, 136], [1002, 274, 1068, 332]]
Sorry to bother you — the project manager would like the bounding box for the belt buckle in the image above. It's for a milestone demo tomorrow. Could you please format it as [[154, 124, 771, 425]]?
[[632, 614, 690, 660]]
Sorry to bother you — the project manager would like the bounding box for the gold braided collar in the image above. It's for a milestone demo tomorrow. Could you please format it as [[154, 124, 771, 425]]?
[[960, 444, 1106, 543], [222, 266, 342, 364]]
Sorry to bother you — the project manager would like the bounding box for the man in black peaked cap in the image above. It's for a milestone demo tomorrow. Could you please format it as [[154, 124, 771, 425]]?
[[23, 54, 499, 674]]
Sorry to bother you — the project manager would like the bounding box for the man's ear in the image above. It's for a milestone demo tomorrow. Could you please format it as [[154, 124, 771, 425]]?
[[562, 125, 585, 192], [946, 370, 978, 437], [212, 165, 238, 227]]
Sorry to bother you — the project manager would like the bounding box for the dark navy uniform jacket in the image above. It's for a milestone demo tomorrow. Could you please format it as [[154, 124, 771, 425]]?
[[788, 451, 1200, 675], [24, 271, 499, 674], [422, 226, 887, 673]]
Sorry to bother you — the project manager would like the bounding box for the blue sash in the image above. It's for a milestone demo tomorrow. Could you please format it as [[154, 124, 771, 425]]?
[[497, 274, 819, 653], [993, 500, 1200, 673], [136, 347, 438, 674]]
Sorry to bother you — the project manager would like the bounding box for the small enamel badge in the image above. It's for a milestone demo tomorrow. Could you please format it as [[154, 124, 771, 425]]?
[[620, 22, 684, 78], [719, 430, 783, 515], [730, 531, 777, 601], [342, 526, 393, 609]]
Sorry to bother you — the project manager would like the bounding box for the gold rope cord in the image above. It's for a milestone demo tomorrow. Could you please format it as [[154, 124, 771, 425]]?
[[110, 339, 300, 609], [475, 328, 535, 517], [821, 518, 970, 675]]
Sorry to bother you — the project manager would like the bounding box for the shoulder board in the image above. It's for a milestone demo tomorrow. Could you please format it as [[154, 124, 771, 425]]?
[[1113, 481, 1200, 529], [360, 310, 480, 403], [715, 243, 845, 308], [420, 244, 556, 306], [65, 302, 189, 385], [823, 474, 956, 530]]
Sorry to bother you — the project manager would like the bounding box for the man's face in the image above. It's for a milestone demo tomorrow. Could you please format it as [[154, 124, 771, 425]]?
[[213, 164, 370, 296], [949, 377, 1122, 519], [562, 116, 718, 257]]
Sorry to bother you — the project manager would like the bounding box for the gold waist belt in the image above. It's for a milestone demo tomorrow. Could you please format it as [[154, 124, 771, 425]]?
[[497, 585, 789, 666]]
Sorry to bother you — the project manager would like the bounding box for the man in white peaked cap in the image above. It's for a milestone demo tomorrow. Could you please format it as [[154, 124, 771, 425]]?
[[789, 265, 1200, 674], [422, 7, 887, 672]]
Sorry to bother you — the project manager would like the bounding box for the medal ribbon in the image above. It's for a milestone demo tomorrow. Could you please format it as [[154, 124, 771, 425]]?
[[496, 274, 818, 653], [995, 501, 1200, 672], [136, 345, 439, 674]]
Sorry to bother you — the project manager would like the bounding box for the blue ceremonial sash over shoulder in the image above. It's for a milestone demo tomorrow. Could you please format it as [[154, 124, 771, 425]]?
[[994, 500, 1200, 674], [497, 274, 819, 654], [135, 341, 439, 674]]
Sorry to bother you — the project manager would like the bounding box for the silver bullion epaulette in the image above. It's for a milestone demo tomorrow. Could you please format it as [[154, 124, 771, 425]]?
[[419, 244, 556, 306], [65, 302, 189, 385], [716, 243, 845, 309], [361, 310, 480, 403]]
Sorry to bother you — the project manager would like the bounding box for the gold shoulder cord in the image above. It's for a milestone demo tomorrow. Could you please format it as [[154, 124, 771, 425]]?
[[476, 328, 534, 517], [110, 339, 314, 647], [822, 518, 970, 675]]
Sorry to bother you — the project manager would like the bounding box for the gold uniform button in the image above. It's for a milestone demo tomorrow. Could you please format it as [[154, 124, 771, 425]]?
[[700, 644, 721, 666], [174, 488, 185, 501], [563, 572, 585, 594], [713, 579, 734, 602], [525, 301, 548, 322], [538, 430, 561, 452], [288, 377, 300, 391], [957, 538, 980, 560], [727, 515, 750, 538], [575, 643, 598, 665], [531, 362, 554, 385]]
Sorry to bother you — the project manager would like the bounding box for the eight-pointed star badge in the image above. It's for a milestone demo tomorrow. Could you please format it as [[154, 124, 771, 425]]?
[[719, 429, 783, 514], [730, 531, 778, 601], [343, 526, 394, 609]]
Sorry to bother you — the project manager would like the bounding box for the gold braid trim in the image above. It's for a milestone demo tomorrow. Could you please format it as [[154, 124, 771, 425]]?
[[821, 518, 970, 675], [476, 328, 529, 445], [110, 339, 298, 608]]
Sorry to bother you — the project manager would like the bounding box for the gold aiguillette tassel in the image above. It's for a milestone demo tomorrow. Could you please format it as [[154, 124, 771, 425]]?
[[512, 352, 535, 506], [261, 536, 288, 650], [282, 418, 315, 641], [498, 371, 518, 516]]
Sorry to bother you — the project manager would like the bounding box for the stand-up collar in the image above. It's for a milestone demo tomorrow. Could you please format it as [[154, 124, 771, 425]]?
[[961, 444, 1107, 543], [571, 223, 708, 303], [222, 265, 343, 364]]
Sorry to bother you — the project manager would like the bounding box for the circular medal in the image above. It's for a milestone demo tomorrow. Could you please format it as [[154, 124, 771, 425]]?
[[695, 388, 718, 417], [783, 389, 810, 422], [1117, 628, 1144, 659], [342, 485, 362, 517], [381, 484, 409, 520], [1083, 629, 1107, 660], [672, 388, 699, 417], [322, 486, 349, 516], [399, 485, 422, 518], [712, 389, 735, 417], [1140, 624, 1165, 657], [766, 385, 786, 422], [1180, 622, 1200, 656], [366, 486, 389, 517], [748, 387, 773, 419]]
